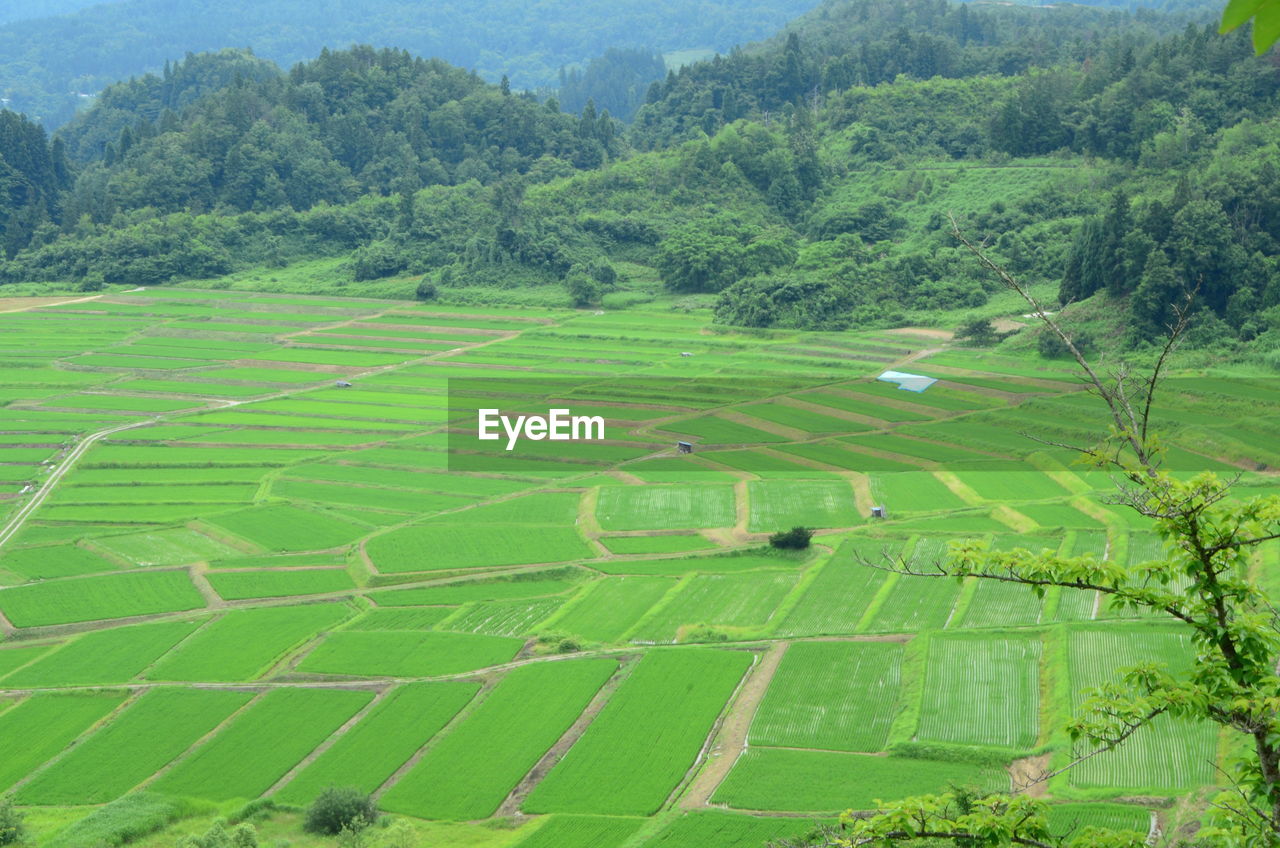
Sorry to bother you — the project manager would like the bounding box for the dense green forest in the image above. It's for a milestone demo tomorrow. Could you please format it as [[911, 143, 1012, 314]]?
[[0, 0, 1277, 358], [0, 0, 819, 127]]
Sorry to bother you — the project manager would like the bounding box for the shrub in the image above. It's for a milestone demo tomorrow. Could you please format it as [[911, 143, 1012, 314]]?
[[769, 527, 813, 550], [305, 787, 377, 835], [350, 241, 407, 281], [565, 270, 602, 307], [684, 625, 730, 642], [589, 260, 618, 286], [380, 820, 416, 848], [0, 796, 24, 847], [956, 317, 998, 346], [414, 279, 438, 301], [1037, 327, 1094, 358]]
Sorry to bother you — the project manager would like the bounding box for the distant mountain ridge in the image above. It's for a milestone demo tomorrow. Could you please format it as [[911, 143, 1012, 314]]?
[[0, 0, 819, 127], [0, 0, 124, 26]]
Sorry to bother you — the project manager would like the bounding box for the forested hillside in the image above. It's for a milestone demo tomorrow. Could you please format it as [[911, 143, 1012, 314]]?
[[0, 0, 122, 26], [0, 0, 818, 127], [0, 0, 1277, 359]]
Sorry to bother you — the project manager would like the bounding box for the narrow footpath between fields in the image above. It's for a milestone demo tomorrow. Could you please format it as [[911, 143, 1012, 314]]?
[[680, 641, 789, 809]]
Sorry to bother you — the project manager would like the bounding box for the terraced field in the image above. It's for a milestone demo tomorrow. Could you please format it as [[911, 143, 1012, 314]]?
[[0, 289, 1256, 848]]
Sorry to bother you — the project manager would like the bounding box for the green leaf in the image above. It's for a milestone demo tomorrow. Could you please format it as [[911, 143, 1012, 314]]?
[[1220, 0, 1267, 31], [1253, 0, 1280, 52]]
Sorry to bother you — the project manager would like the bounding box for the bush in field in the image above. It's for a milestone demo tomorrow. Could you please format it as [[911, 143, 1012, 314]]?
[[305, 787, 377, 835], [589, 260, 618, 286], [956, 317, 998, 346], [177, 820, 257, 848], [769, 526, 813, 550], [414, 279, 438, 301], [1037, 326, 1094, 358], [565, 269, 603, 307], [0, 796, 25, 847], [350, 240, 408, 281], [536, 632, 582, 654]]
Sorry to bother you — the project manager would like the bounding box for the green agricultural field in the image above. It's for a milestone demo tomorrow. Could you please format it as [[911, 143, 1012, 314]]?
[[775, 540, 898, 636], [0, 644, 50, 679], [283, 463, 531, 497], [868, 472, 968, 512], [37, 503, 237, 524], [371, 578, 581, 608], [700, 448, 821, 476], [206, 568, 356, 600], [509, 816, 646, 848], [367, 523, 593, 572], [774, 440, 919, 472], [549, 576, 675, 642], [0, 295, 1248, 836], [591, 551, 802, 576], [798, 389, 935, 421], [863, 573, 962, 633], [2, 619, 203, 687], [642, 811, 826, 848], [844, 433, 994, 464], [630, 571, 797, 642], [70, 466, 274, 484], [150, 688, 374, 801], [297, 630, 523, 677], [0, 570, 205, 627], [451, 492, 582, 524], [345, 607, 456, 630], [712, 748, 1008, 812], [277, 682, 481, 804], [0, 692, 130, 792], [958, 578, 1044, 628], [954, 470, 1070, 501], [40, 394, 198, 412], [84, 445, 324, 467], [186, 429, 381, 447], [146, 603, 352, 681], [1066, 627, 1218, 791], [599, 534, 715, 555], [746, 479, 861, 532], [380, 659, 617, 820], [207, 504, 370, 550], [523, 649, 754, 815], [113, 379, 276, 397], [751, 641, 902, 752], [16, 688, 255, 804], [0, 544, 119, 579], [89, 527, 244, 566], [1045, 803, 1151, 838], [917, 634, 1042, 750], [659, 415, 788, 445], [737, 402, 869, 435], [622, 457, 740, 483], [271, 479, 472, 513], [439, 597, 563, 636], [595, 485, 735, 531]]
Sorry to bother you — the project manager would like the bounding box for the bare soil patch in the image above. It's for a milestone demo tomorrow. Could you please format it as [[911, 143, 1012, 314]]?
[[884, 327, 954, 340], [0, 295, 101, 313], [1010, 752, 1052, 797]]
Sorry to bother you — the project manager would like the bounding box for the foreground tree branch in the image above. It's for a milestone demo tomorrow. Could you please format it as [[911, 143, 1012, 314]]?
[[818, 221, 1280, 848]]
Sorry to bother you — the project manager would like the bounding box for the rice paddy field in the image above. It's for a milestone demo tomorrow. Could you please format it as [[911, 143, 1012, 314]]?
[[0, 287, 1266, 847]]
